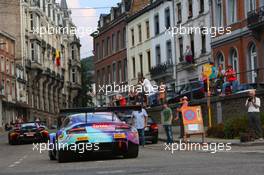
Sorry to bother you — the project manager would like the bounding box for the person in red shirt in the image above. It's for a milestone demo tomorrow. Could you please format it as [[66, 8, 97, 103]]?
[[119, 94, 127, 107], [221, 65, 239, 96]]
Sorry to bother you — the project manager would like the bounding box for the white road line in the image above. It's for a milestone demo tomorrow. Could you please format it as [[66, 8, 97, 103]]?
[[7, 154, 28, 168], [97, 170, 125, 174]]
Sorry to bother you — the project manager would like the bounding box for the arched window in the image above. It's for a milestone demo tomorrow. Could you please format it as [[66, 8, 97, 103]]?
[[248, 43, 258, 83], [229, 48, 239, 74], [215, 52, 225, 69]]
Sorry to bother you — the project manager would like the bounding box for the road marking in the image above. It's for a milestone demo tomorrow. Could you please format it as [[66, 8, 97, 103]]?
[[97, 170, 125, 174], [7, 154, 28, 168]]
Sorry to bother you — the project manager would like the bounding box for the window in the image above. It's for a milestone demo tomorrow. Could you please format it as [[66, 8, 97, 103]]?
[[227, 0, 236, 24], [179, 37, 183, 61], [97, 70, 100, 85], [31, 43, 34, 61], [1, 79, 5, 95], [42, 0, 46, 12], [118, 61, 122, 83], [72, 68, 76, 83], [48, 4, 51, 17], [107, 37, 110, 56], [6, 60, 9, 74], [246, 0, 256, 13], [190, 34, 195, 58], [147, 51, 151, 72], [154, 14, 160, 35], [216, 52, 225, 69], [131, 28, 135, 46], [229, 49, 239, 74], [112, 63, 116, 82], [138, 24, 142, 43], [166, 40, 172, 63], [123, 59, 127, 81], [112, 33, 116, 53], [139, 54, 143, 75], [122, 28, 126, 48], [0, 38, 4, 50], [177, 3, 182, 23], [132, 57, 136, 78], [215, 0, 223, 27], [199, 0, 204, 13], [155, 45, 161, 65], [107, 66, 111, 83], [71, 45, 75, 59], [117, 31, 120, 51], [146, 20, 150, 39], [188, 0, 193, 18], [102, 40, 105, 57], [102, 68, 105, 84], [201, 29, 206, 54], [165, 8, 171, 29], [248, 44, 257, 83], [30, 14, 34, 31], [1, 57, 4, 72], [96, 43, 100, 60]]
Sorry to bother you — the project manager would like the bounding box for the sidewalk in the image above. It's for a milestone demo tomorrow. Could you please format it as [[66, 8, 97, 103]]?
[[158, 125, 264, 146]]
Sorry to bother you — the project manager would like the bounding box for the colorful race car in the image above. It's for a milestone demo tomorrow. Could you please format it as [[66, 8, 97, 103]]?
[[48, 106, 140, 163], [8, 122, 49, 145]]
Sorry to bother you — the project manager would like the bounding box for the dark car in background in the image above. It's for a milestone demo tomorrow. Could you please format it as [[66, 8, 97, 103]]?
[[118, 113, 158, 144], [8, 122, 49, 145], [168, 81, 205, 104]]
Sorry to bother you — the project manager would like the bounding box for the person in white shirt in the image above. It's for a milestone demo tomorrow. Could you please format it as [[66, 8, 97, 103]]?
[[142, 77, 156, 107], [245, 89, 263, 140], [132, 105, 148, 146]]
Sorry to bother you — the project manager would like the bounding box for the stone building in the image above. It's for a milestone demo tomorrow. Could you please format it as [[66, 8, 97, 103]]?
[[0, 0, 81, 126]]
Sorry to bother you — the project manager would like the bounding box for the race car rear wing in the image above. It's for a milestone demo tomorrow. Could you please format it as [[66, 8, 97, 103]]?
[[59, 106, 142, 116]]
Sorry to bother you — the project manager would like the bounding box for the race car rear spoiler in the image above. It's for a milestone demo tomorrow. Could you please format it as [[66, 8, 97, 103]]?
[[59, 106, 142, 116]]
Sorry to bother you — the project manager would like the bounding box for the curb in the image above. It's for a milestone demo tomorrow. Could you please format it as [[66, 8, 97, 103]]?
[[158, 138, 264, 147]]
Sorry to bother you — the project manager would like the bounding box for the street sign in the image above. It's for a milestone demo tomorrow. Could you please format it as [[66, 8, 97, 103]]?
[[203, 64, 212, 77], [181, 106, 205, 142]]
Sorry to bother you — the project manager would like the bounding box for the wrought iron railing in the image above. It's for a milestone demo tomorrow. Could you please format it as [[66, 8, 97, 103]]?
[[247, 6, 264, 28]]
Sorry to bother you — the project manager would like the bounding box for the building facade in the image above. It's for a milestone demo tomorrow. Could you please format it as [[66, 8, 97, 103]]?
[[211, 0, 264, 84], [92, 0, 131, 105], [0, 31, 17, 128], [0, 0, 81, 127], [173, 0, 211, 89], [127, 0, 176, 88]]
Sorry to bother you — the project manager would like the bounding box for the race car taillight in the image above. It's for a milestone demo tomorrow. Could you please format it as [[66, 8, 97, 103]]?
[[67, 128, 87, 134]]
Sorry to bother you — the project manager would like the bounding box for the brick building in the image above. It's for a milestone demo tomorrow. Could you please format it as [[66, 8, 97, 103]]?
[[211, 0, 264, 84], [0, 31, 17, 128], [91, 0, 131, 105]]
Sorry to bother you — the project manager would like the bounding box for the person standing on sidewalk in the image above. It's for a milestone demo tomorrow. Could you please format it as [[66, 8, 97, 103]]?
[[161, 103, 173, 144], [175, 96, 189, 138], [245, 90, 263, 141], [132, 105, 148, 146]]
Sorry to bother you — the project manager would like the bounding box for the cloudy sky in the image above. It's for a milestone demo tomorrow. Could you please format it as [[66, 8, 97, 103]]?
[[57, 0, 121, 58]]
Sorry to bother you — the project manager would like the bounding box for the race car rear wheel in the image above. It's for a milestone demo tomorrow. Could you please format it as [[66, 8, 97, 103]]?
[[123, 142, 139, 158], [57, 150, 73, 163], [49, 150, 56, 160]]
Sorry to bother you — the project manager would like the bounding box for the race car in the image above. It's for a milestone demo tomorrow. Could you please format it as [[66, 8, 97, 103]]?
[[8, 122, 49, 145], [48, 106, 140, 163]]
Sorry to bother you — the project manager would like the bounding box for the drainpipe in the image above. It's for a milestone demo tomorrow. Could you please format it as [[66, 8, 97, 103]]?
[[171, 0, 177, 92]]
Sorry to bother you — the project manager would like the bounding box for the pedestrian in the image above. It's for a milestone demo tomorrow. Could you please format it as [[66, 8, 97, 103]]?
[[245, 89, 263, 141], [159, 81, 166, 105], [184, 45, 194, 64], [132, 105, 148, 146], [119, 94, 127, 107], [161, 103, 174, 144], [129, 90, 136, 105], [221, 65, 239, 96], [175, 96, 189, 138], [142, 77, 155, 107]]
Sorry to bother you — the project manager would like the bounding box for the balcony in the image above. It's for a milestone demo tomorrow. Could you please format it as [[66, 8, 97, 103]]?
[[150, 61, 173, 80], [247, 6, 264, 30]]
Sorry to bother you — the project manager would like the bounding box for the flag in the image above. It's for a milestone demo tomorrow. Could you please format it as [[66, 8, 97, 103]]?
[[55, 50, 61, 66]]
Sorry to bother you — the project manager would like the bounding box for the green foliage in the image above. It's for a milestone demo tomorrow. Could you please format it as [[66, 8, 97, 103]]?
[[80, 56, 95, 107]]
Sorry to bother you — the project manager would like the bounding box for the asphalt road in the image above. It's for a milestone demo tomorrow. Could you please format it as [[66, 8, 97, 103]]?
[[0, 133, 264, 175]]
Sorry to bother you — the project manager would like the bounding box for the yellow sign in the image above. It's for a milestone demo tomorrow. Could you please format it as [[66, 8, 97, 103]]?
[[114, 133, 126, 139], [203, 64, 212, 77]]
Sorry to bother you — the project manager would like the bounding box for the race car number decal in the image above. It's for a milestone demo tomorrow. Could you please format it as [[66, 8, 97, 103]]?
[[114, 133, 126, 139]]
